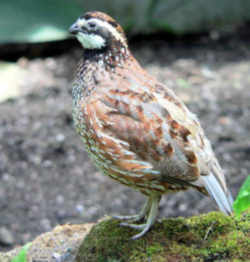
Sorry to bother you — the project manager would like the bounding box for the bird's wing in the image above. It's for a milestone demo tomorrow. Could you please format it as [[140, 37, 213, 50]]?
[[83, 67, 232, 212], [83, 68, 193, 180]]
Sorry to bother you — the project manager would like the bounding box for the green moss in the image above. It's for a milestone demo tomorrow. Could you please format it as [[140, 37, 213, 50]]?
[[76, 209, 250, 262], [146, 243, 164, 256]]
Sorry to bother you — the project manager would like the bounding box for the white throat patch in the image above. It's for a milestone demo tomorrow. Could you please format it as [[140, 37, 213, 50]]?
[[76, 32, 106, 49]]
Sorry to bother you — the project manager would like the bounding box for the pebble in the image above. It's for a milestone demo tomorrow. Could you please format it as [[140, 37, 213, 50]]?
[[0, 227, 14, 246]]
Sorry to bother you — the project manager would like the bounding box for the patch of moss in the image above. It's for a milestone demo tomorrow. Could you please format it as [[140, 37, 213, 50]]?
[[145, 243, 164, 256], [76, 209, 250, 262]]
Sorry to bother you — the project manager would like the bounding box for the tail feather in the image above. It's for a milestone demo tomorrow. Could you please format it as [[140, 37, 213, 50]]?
[[201, 173, 233, 215]]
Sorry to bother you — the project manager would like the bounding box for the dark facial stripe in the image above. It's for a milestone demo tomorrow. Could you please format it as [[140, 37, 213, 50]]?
[[107, 20, 118, 28], [83, 14, 92, 20]]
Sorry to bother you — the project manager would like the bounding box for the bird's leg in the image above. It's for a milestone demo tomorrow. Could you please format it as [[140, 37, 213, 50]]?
[[112, 197, 152, 222], [120, 195, 161, 240]]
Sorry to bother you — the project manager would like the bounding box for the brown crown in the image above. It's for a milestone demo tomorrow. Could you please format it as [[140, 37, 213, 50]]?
[[82, 11, 126, 40]]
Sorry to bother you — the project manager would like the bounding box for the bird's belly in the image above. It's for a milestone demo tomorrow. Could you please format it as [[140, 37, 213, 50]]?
[[100, 162, 189, 195], [73, 106, 190, 194]]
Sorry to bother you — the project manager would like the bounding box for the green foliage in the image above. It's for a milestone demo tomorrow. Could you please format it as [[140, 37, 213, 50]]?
[[11, 243, 31, 262], [0, 0, 82, 43], [152, 0, 250, 34], [233, 176, 250, 216], [0, 0, 141, 44], [2, 0, 250, 43]]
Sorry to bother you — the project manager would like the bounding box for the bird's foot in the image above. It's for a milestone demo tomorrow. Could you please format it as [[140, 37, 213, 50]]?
[[112, 198, 152, 223], [117, 195, 161, 239]]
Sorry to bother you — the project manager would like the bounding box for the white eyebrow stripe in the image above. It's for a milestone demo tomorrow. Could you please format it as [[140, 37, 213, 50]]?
[[82, 18, 127, 47], [77, 18, 86, 27]]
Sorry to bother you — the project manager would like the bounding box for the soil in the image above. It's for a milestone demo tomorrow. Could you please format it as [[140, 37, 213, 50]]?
[[0, 32, 250, 250]]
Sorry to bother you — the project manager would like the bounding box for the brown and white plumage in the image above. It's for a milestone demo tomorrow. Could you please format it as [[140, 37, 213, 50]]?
[[69, 11, 233, 239]]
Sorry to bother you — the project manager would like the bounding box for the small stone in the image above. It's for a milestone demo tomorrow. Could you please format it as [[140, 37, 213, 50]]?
[[56, 195, 65, 204], [52, 252, 61, 261], [218, 116, 231, 125], [76, 204, 84, 214], [56, 134, 65, 142], [0, 227, 14, 246]]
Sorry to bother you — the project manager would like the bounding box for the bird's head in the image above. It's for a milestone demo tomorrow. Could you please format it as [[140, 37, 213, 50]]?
[[69, 11, 127, 50]]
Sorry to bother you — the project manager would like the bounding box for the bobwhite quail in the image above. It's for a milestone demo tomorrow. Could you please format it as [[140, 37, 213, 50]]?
[[69, 11, 233, 239]]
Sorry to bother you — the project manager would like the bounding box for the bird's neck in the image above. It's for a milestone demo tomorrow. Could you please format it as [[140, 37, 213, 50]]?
[[83, 42, 130, 69]]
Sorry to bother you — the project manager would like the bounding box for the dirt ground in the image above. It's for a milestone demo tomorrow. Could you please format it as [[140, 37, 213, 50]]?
[[0, 31, 250, 250]]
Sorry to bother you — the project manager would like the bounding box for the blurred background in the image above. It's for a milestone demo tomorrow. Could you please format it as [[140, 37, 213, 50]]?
[[0, 0, 250, 251]]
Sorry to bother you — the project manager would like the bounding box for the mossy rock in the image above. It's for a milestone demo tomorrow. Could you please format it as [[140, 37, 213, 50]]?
[[76, 210, 250, 262]]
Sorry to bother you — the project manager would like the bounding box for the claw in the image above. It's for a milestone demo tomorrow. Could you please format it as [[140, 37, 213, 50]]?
[[112, 214, 139, 220], [131, 225, 151, 240], [120, 222, 146, 230]]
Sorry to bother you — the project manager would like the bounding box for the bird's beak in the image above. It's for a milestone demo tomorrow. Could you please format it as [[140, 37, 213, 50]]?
[[69, 22, 80, 35]]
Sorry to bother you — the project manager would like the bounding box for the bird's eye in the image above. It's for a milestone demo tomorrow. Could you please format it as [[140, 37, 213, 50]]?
[[88, 22, 96, 29]]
